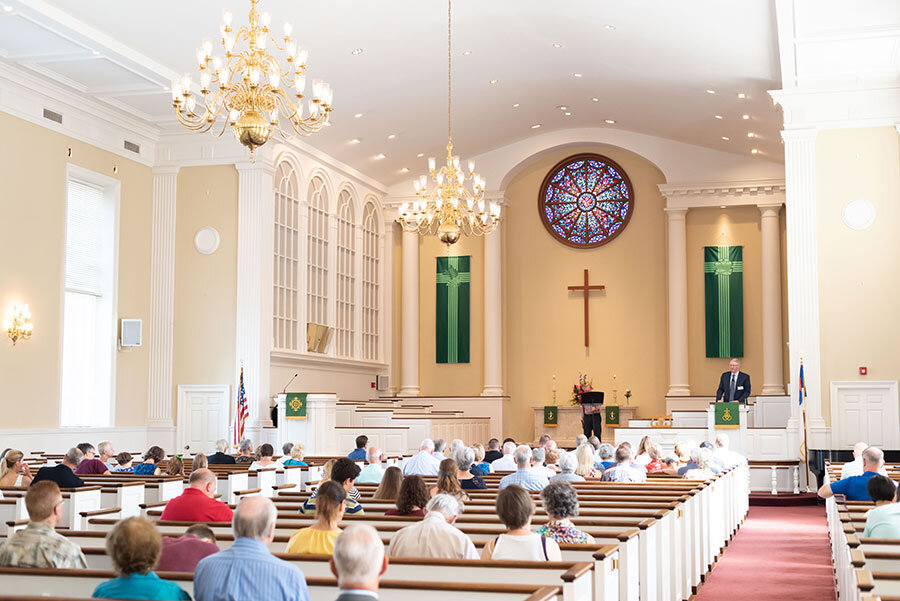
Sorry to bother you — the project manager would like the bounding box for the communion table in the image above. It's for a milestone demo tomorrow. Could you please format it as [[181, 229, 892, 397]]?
[[532, 404, 637, 446]]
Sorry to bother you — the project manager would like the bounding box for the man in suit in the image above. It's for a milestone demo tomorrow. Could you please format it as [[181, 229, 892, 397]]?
[[716, 358, 751, 403], [331, 524, 388, 601]]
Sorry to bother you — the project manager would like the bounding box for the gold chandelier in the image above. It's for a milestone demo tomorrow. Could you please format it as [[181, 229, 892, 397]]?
[[398, 0, 501, 246], [171, 0, 334, 157]]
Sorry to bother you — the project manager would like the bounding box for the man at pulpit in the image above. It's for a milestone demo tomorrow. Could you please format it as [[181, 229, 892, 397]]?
[[580, 391, 604, 439], [716, 358, 751, 403]]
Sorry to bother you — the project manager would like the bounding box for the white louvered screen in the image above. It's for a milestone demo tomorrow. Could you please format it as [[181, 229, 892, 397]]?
[[361, 202, 380, 361], [273, 162, 301, 350], [335, 190, 356, 357], [306, 176, 329, 329]]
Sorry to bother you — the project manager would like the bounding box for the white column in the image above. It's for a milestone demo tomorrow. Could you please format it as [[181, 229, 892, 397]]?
[[782, 129, 824, 426], [380, 218, 396, 395], [235, 159, 276, 431], [482, 224, 503, 396], [759, 203, 786, 395], [399, 229, 420, 396], [665, 208, 691, 396], [147, 166, 179, 441]]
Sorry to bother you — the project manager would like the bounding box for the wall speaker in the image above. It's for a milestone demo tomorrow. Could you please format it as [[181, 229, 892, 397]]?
[[376, 375, 390, 391], [120, 319, 142, 347]]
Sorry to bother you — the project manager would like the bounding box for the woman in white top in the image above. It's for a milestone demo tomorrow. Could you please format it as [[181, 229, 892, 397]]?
[[634, 435, 653, 467], [481, 484, 562, 561], [0, 449, 33, 487], [249, 443, 277, 470]]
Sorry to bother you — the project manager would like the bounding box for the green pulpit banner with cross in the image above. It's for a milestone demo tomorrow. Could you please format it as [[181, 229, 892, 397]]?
[[285, 392, 307, 420], [704, 245, 744, 358], [436, 256, 471, 364], [714, 401, 740, 429], [543, 406, 558, 428], [605, 406, 620, 426]]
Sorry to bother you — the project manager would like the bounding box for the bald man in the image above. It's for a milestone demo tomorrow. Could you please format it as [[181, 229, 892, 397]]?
[[160, 469, 233, 522]]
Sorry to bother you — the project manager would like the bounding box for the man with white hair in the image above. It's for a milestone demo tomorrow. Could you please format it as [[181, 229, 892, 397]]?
[[402, 439, 441, 476], [531, 447, 556, 479], [574, 434, 588, 448], [97, 442, 116, 471], [499, 446, 550, 490], [208, 439, 236, 465], [601, 446, 647, 483], [356, 447, 385, 484], [277, 442, 294, 466], [449, 439, 464, 455], [195, 496, 310, 601], [819, 446, 888, 501], [490, 441, 518, 472], [550, 451, 585, 483], [387, 494, 478, 559], [31, 448, 85, 489], [432, 439, 447, 460], [235, 438, 254, 463], [331, 524, 388, 601], [839, 442, 888, 478], [711, 433, 746, 470]]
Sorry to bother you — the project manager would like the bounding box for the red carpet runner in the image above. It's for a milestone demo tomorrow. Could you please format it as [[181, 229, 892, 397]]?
[[694, 505, 836, 601]]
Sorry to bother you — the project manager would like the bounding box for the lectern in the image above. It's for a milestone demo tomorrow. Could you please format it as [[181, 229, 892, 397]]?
[[580, 391, 604, 439]]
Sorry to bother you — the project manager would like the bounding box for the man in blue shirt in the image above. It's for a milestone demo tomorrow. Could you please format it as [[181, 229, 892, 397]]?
[[348, 435, 368, 461], [499, 445, 549, 491], [818, 446, 885, 502], [195, 496, 310, 601]]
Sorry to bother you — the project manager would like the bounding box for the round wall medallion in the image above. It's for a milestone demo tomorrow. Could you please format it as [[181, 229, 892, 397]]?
[[194, 227, 221, 254], [841, 199, 875, 231]]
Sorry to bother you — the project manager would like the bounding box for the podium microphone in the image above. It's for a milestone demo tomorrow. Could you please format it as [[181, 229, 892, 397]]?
[[282, 372, 299, 394]]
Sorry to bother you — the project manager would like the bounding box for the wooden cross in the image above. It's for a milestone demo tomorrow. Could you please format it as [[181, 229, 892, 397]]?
[[567, 269, 605, 347]]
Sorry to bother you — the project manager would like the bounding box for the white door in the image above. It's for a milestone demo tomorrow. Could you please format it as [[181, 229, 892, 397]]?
[[177, 385, 231, 455], [831, 381, 900, 449]]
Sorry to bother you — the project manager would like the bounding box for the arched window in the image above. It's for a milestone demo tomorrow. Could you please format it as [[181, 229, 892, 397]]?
[[273, 161, 300, 350], [307, 175, 329, 330], [335, 189, 356, 357], [361, 201, 381, 361]]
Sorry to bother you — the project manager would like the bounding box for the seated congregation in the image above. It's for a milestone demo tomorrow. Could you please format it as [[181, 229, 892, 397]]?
[[0, 432, 754, 601]]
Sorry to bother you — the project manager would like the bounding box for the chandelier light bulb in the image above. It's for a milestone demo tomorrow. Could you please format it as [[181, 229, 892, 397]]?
[[202, 40, 213, 58], [269, 108, 278, 122], [428, 157, 436, 172], [268, 69, 279, 87], [467, 160, 475, 173], [294, 74, 306, 93], [187, 96, 196, 112], [257, 33, 268, 50], [181, 73, 192, 91], [260, 11, 271, 27], [419, 175, 427, 189], [286, 41, 296, 58], [224, 36, 236, 53], [229, 108, 239, 122], [283, 22, 293, 36], [296, 47, 308, 65], [196, 48, 207, 65], [222, 10, 233, 26], [212, 56, 223, 71], [413, 180, 421, 192], [200, 71, 212, 89], [436, 173, 444, 185]]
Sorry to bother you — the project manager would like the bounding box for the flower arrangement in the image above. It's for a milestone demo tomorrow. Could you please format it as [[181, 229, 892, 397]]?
[[624, 389, 632, 405], [571, 373, 593, 405]]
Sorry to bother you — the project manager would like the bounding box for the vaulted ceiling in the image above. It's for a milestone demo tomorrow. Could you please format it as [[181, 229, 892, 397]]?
[[1, 0, 784, 185]]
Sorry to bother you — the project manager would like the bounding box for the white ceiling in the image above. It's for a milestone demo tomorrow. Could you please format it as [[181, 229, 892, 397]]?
[[1, 0, 785, 185]]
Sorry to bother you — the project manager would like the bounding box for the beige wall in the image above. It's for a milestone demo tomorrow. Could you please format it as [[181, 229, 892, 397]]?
[[417, 231, 485, 396], [816, 127, 900, 425], [685, 206, 788, 395], [504, 145, 668, 442], [171, 166, 238, 421], [0, 111, 151, 428]]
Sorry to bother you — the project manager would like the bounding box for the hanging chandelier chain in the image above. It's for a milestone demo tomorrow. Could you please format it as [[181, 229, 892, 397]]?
[[447, 0, 452, 144]]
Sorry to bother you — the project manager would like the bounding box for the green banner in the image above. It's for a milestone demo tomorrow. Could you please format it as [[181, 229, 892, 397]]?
[[605, 406, 620, 426], [285, 392, 307, 420], [436, 256, 471, 364], [714, 401, 740, 429], [543, 406, 558, 427], [704, 245, 744, 358]]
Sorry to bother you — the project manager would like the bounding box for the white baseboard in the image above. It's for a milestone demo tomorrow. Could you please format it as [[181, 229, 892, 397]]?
[[0, 426, 175, 455]]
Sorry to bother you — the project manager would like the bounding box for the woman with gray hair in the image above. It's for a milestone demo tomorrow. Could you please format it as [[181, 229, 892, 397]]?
[[454, 447, 487, 490], [596, 443, 616, 470], [683, 448, 716, 479], [535, 481, 595, 544], [549, 451, 585, 483]]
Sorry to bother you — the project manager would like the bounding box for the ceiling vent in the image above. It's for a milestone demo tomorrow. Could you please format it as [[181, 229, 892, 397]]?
[[42, 108, 63, 124], [123, 140, 141, 154]]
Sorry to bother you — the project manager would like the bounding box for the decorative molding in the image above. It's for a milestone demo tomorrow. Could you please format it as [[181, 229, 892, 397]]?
[[383, 190, 509, 209], [193, 227, 221, 254], [841, 199, 876, 231], [770, 85, 900, 130], [147, 166, 179, 427], [270, 350, 388, 374], [659, 179, 786, 209]]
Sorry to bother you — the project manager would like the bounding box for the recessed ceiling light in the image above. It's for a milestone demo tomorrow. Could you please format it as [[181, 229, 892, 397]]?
[[751, 148, 759, 154], [557, 105, 568, 110], [565, 112, 571, 116], [742, 114, 750, 120], [351, 48, 364, 55], [462, 50, 472, 56], [489, 79, 499, 84], [400, 167, 409, 173], [354, 113, 363, 118], [706, 89, 716, 94], [417, 153, 424, 157], [721, 136, 730, 141], [737, 92, 747, 99], [350, 138, 361, 144], [603, 24, 616, 30], [2, 5, 12, 12], [592, 97, 599, 102], [512, 103, 520, 108], [720, 205, 727, 209], [552, 43, 562, 48], [604, 119, 615, 124], [531, 124, 542, 129], [92, 50, 101, 55], [573, 73, 583, 78], [714, 115, 723, 119], [387, 134, 396, 139], [375, 153, 385, 159], [747, 132, 755, 138]]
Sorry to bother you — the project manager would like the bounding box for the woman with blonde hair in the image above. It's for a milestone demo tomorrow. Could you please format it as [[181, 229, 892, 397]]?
[[286, 480, 345, 554], [684, 448, 716, 480], [283, 443, 307, 466], [634, 435, 653, 467], [0, 450, 32, 487], [471, 443, 490, 475], [431, 458, 469, 501], [192, 453, 208, 470], [574, 443, 598, 478], [373, 465, 402, 500]]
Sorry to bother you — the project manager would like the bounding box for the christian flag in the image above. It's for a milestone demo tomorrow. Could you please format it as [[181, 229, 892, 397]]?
[[704, 245, 744, 358], [436, 256, 471, 364]]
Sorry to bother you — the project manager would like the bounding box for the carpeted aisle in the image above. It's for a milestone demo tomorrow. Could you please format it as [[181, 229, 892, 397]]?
[[694, 505, 836, 601]]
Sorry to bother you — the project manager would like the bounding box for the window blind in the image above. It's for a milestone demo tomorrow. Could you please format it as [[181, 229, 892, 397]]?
[[65, 179, 105, 295]]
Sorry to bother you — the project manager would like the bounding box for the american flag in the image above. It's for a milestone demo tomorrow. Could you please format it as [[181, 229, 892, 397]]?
[[234, 367, 249, 445]]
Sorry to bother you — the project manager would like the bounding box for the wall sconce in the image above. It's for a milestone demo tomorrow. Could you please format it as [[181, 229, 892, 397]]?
[[5, 304, 33, 346]]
